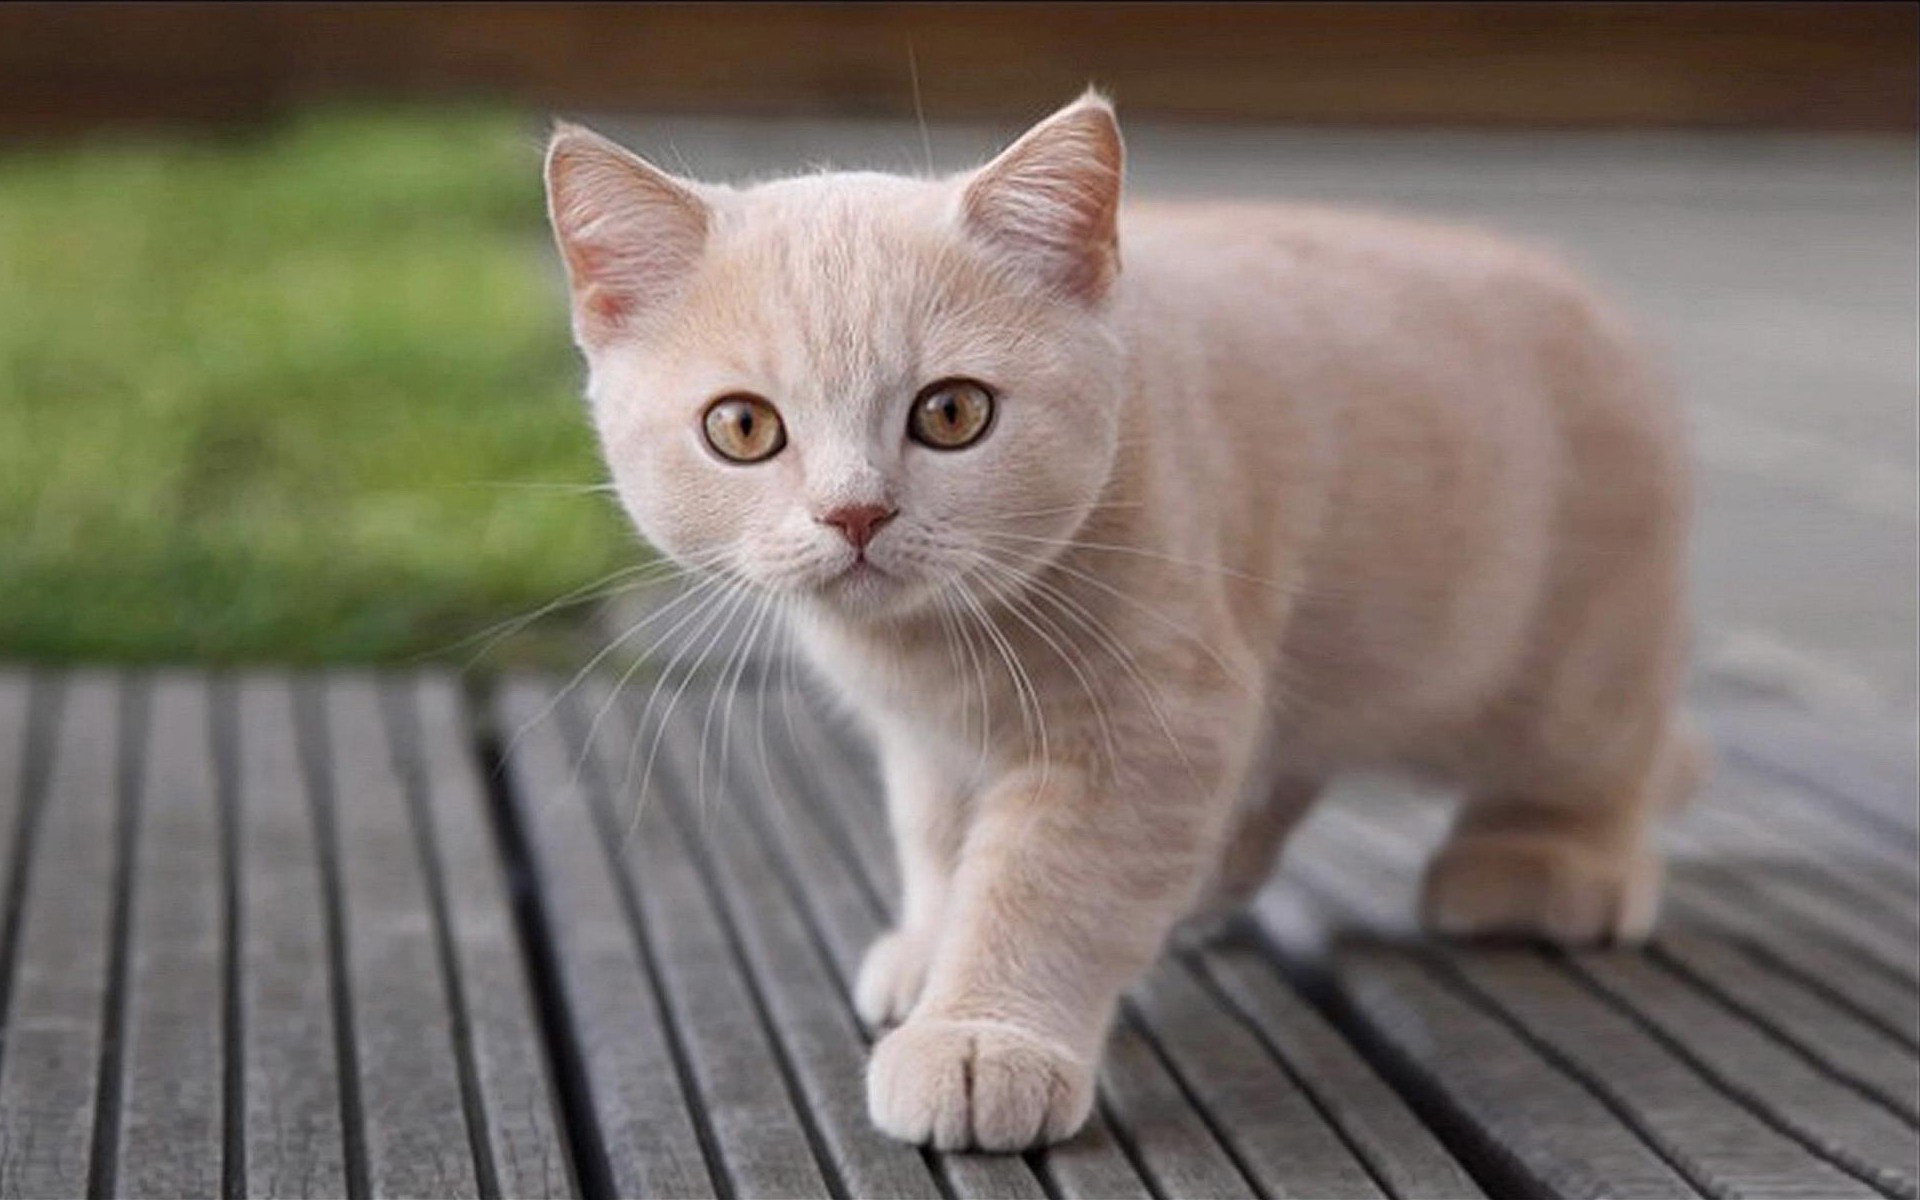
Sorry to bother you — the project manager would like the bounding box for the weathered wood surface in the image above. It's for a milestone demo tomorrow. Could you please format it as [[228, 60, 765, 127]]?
[[495, 675, 1480, 1199], [0, 672, 571, 1199], [496, 675, 1915, 1200], [1267, 706, 1920, 1200], [2, 669, 1912, 1199]]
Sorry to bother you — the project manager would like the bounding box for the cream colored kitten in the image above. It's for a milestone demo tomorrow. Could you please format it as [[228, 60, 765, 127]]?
[[543, 94, 1699, 1152]]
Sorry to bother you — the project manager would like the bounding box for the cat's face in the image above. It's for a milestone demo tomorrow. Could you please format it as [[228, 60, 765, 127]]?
[[546, 96, 1126, 624]]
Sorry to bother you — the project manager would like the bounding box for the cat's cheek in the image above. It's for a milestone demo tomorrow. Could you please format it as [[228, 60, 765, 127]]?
[[608, 484, 705, 573]]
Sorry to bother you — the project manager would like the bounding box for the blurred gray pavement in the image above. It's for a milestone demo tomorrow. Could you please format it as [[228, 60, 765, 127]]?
[[601, 115, 1920, 716]]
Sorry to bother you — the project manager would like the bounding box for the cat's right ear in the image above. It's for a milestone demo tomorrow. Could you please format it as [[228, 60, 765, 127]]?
[[544, 123, 709, 349]]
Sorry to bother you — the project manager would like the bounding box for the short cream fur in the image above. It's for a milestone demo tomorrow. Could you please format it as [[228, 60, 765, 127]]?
[[544, 93, 1700, 1152]]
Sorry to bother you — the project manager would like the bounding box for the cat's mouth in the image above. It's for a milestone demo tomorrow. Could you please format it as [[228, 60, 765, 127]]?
[[825, 556, 889, 588], [811, 555, 916, 613]]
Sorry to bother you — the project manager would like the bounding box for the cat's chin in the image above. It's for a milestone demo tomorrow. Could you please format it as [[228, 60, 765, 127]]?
[[804, 560, 935, 624]]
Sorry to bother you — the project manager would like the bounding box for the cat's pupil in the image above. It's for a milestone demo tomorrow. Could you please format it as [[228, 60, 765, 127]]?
[[702, 393, 784, 462], [907, 378, 992, 450]]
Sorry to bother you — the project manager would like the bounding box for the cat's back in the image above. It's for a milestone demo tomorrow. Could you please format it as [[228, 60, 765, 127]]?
[[1113, 197, 1677, 461], [1109, 199, 1689, 748], [1117, 199, 1605, 346]]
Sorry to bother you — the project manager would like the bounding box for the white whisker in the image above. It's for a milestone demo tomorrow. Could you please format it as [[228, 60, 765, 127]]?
[[977, 550, 1209, 799], [953, 575, 1050, 792], [978, 528, 1348, 601], [423, 557, 680, 668], [504, 567, 730, 782], [978, 540, 1263, 696], [965, 553, 1123, 780], [620, 579, 759, 851]]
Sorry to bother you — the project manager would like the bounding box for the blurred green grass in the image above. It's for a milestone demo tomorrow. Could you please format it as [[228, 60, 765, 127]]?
[[0, 108, 637, 664]]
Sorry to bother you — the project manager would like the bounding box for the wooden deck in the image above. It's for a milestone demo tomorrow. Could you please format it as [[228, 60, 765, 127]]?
[[0, 669, 1912, 1198]]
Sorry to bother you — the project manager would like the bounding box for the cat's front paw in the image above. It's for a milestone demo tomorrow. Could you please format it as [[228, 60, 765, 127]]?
[[867, 1017, 1094, 1151], [1421, 830, 1661, 945], [855, 928, 935, 1027]]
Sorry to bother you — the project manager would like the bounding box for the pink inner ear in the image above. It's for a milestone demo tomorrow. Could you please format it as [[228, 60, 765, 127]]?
[[563, 225, 703, 342], [565, 243, 638, 327], [583, 285, 635, 329], [963, 106, 1124, 302], [546, 130, 710, 345]]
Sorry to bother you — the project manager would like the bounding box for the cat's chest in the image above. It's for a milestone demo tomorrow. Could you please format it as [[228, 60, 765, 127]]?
[[791, 613, 985, 725]]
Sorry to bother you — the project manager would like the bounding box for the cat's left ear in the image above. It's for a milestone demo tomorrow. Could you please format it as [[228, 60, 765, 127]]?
[[544, 122, 711, 349], [961, 90, 1125, 302]]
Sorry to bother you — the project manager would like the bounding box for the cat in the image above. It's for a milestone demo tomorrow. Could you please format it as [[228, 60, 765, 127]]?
[[542, 91, 1700, 1152]]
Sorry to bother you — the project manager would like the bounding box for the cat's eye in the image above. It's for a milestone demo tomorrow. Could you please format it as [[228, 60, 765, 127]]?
[[703, 393, 786, 463], [908, 378, 995, 450]]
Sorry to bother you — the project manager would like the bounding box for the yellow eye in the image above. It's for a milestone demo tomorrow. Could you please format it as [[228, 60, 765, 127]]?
[[908, 378, 995, 450], [702, 393, 786, 463]]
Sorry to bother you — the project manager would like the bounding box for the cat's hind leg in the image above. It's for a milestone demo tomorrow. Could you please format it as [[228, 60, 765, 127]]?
[[1422, 713, 1704, 945], [1423, 431, 1698, 947]]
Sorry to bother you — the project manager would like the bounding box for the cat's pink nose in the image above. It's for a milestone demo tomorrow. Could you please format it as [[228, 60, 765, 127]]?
[[818, 503, 897, 551]]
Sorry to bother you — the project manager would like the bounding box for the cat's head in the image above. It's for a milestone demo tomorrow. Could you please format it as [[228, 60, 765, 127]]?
[[544, 94, 1126, 624]]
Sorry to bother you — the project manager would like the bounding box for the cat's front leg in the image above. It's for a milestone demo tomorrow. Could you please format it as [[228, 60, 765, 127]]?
[[867, 756, 1232, 1150], [856, 730, 970, 1027]]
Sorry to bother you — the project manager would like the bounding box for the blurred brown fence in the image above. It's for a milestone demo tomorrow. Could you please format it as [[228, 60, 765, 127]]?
[[2, 2, 1915, 136]]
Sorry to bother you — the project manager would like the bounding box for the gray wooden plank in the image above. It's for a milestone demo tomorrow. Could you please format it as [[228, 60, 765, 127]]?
[[1096, 1018, 1256, 1200], [1280, 782, 1913, 1199], [0, 672, 120, 1199], [1193, 942, 1487, 1198], [1568, 948, 1919, 1196], [1650, 774, 1917, 1037], [565, 680, 831, 1200], [1312, 769, 1916, 985], [642, 689, 945, 1200], [1129, 962, 1386, 1198], [724, 692, 895, 982], [1705, 707, 1919, 838], [1677, 760, 1919, 932], [1671, 813, 1920, 962], [1034, 1118, 1158, 1200], [0, 675, 37, 1181], [1691, 760, 1919, 897], [1651, 929, 1920, 1124], [1333, 946, 1700, 1200], [322, 676, 480, 1199], [116, 674, 224, 1199], [781, 695, 900, 898], [765, 692, 1139, 1200], [495, 680, 715, 1200], [1669, 878, 1920, 1048], [407, 675, 575, 1199], [1442, 949, 1879, 1198], [1303, 773, 1920, 1052], [1275, 797, 1427, 936], [0, 673, 27, 891], [236, 673, 350, 1200], [1686, 862, 1920, 986]]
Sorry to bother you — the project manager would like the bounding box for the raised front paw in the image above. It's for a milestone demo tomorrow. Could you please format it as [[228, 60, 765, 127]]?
[[1421, 830, 1661, 945], [855, 928, 935, 1028], [867, 1017, 1095, 1151]]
